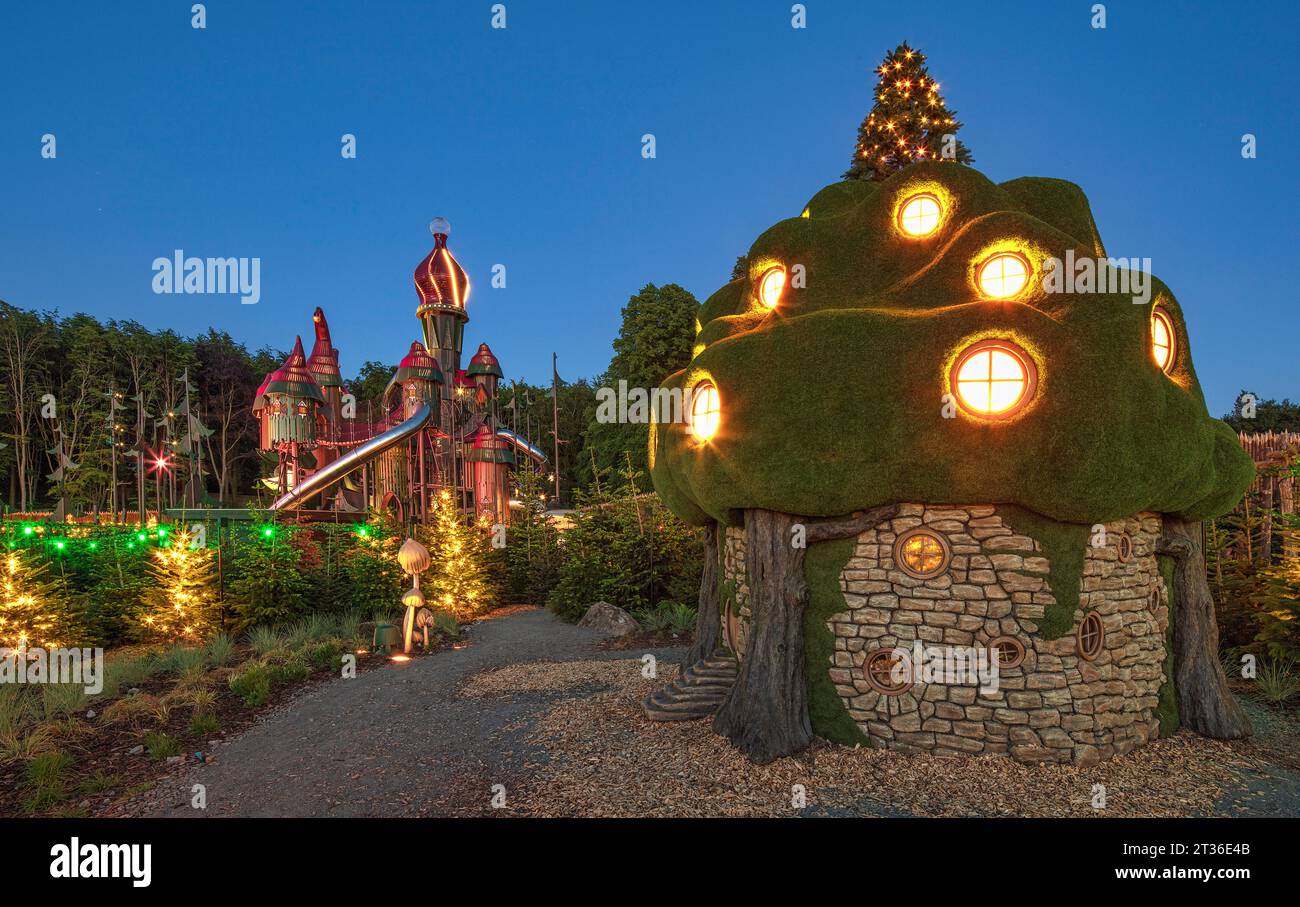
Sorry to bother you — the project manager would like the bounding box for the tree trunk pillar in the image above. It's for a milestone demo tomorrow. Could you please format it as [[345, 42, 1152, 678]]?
[[685, 522, 720, 668], [1161, 515, 1252, 739], [712, 509, 812, 762]]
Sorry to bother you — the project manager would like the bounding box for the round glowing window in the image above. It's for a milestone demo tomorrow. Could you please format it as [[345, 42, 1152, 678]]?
[[894, 527, 951, 579], [977, 252, 1030, 298], [898, 193, 942, 237], [950, 340, 1037, 419], [864, 648, 913, 695], [758, 267, 786, 309], [1151, 308, 1175, 373], [689, 381, 721, 441]]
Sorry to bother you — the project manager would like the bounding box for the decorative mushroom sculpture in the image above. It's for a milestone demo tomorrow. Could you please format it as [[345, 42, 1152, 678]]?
[[397, 537, 432, 653]]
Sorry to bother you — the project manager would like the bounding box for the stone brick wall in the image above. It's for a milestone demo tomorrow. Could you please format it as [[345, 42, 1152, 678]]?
[[722, 526, 749, 655], [825, 505, 1168, 766]]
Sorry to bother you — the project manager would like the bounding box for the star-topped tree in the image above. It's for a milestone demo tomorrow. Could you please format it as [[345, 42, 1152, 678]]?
[[844, 41, 973, 181]]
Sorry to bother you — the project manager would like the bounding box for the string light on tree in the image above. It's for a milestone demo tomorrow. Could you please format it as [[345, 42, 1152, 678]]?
[[139, 527, 216, 642], [845, 41, 973, 182]]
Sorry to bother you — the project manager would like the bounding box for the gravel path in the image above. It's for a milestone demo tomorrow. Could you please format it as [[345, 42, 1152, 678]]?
[[141, 608, 683, 817]]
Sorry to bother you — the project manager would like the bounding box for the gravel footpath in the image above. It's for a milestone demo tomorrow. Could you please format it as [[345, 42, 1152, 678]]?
[[122, 607, 1299, 818], [130, 608, 682, 817]]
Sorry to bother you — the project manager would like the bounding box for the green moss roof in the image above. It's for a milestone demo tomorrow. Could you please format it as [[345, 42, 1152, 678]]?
[[651, 161, 1253, 528]]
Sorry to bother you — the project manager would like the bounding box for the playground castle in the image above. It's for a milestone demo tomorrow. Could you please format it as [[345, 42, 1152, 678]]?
[[251, 218, 545, 525]]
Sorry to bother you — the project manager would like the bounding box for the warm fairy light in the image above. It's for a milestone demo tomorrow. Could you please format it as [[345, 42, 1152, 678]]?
[[977, 252, 1030, 298], [141, 528, 214, 641], [1151, 308, 1176, 373], [758, 267, 786, 309], [689, 382, 721, 441], [897, 193, 942, 237], [951, 341, 1036, 418], [390, 654, 411, 663]]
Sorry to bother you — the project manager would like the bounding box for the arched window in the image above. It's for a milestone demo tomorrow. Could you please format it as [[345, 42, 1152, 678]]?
[[1151, 308, 1176, 373], [758, 267, 786, 309], [1076, 611, 1105, 661], [950, 340, 1037, 418], [689, 381, 721, 441]]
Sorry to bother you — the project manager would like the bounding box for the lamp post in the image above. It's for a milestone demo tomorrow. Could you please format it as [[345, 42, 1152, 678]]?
[[397, 537, 431, 654]]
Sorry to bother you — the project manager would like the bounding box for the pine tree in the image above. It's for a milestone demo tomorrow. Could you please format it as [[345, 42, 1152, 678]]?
[[0, 548, 68, 649], [139, 528, 217, 642], [845, 41, 973, 181], [423, 489, 493, 619]]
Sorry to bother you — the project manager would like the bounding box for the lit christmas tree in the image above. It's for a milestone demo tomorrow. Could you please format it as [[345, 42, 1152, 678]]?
[[844, 41, 973, 181], [0, 549, 67, 649], [423, 489, 492, 619], [139, 528, 217, 642]]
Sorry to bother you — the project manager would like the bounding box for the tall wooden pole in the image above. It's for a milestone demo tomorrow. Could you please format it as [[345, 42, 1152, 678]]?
[[551, 353, 561, 504]]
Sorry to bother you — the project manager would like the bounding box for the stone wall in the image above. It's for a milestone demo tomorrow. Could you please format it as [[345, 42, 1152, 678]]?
[[825, 505, 1168, 766], [722, 526, 749, 655]]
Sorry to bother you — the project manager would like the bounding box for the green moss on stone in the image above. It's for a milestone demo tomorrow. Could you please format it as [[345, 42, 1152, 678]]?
[[803, 538, 869, 745], [1155, 554, 1180, 735], [994, 505, 1089, 640]]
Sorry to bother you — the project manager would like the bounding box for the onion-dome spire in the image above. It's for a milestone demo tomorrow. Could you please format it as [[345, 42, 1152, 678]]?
[[307, 307, 343, 388], [465, 342, 503, 379], [414, 218, 469, 312]]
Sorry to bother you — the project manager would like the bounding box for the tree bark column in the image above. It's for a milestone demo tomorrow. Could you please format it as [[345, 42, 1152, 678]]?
[[712, 509, 810, 762], [713, 503, 898, 763], [1158, 514, 1252, 739], [684, 522, 720, 668]]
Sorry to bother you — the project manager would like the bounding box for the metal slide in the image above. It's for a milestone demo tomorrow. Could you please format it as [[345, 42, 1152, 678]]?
[[270, 403, 433, 511], [495, 427, 548, 464]]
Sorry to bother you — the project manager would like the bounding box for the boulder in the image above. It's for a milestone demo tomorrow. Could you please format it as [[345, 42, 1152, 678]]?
[[578, 602, 640, 636]]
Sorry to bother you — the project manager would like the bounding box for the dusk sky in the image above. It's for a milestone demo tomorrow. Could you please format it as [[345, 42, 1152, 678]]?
[[2, 1, 1295, 415]]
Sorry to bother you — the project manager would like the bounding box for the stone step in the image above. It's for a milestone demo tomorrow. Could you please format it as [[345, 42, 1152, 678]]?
[[642, 691, 719, 720], [680, 669, 734, 688], [655, 684, 726, 705], [643, 653, 739, 722]]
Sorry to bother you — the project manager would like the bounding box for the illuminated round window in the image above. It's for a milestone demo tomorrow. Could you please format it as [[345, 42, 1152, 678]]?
[[759, 267, 786, 309], [864, 648, 913, 695], [950, 340, 1037, 419], [689, 381, 721, 441], [977, 252, 1030, 298], [894, 527, 951, 579], [1076, 611, 1105, 661], [1151, 308, 1175, 373], [988, 635, 1026, 670], [897, 193, 942, 237]]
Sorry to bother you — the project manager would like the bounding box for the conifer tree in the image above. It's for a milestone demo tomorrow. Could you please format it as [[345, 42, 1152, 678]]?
[[0, 548, 68, 649], [423, 489, 493, 618], [845, 41, 973, 181], [139, 528, 216, 642]]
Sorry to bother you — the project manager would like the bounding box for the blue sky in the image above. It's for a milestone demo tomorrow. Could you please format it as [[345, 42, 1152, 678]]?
[[1, 1, 1295, 415]]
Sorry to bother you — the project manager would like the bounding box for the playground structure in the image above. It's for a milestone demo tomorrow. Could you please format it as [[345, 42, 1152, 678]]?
[[253, 218, 545, 526]]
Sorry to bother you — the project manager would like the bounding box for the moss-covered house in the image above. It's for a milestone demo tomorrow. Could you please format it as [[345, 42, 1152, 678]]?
[[647, 160, 1254, 766]]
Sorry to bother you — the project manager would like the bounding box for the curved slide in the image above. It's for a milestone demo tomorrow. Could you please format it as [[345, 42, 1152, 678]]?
[[496, 428, 548, 464], [270, 403, 433, 511]]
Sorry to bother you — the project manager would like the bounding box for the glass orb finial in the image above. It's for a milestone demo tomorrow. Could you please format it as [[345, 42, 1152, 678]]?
[[429, 217, 451, 238]]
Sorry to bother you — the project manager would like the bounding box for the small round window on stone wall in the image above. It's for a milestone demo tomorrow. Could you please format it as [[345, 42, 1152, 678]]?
[[1076, 611, 1105, 661], [1116, 531, 1133, 562], [894, 528, 952, 579], [864, 648, 913, 695], [989, 635, 1026, 670], [1149, 587, 1161, 609]]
